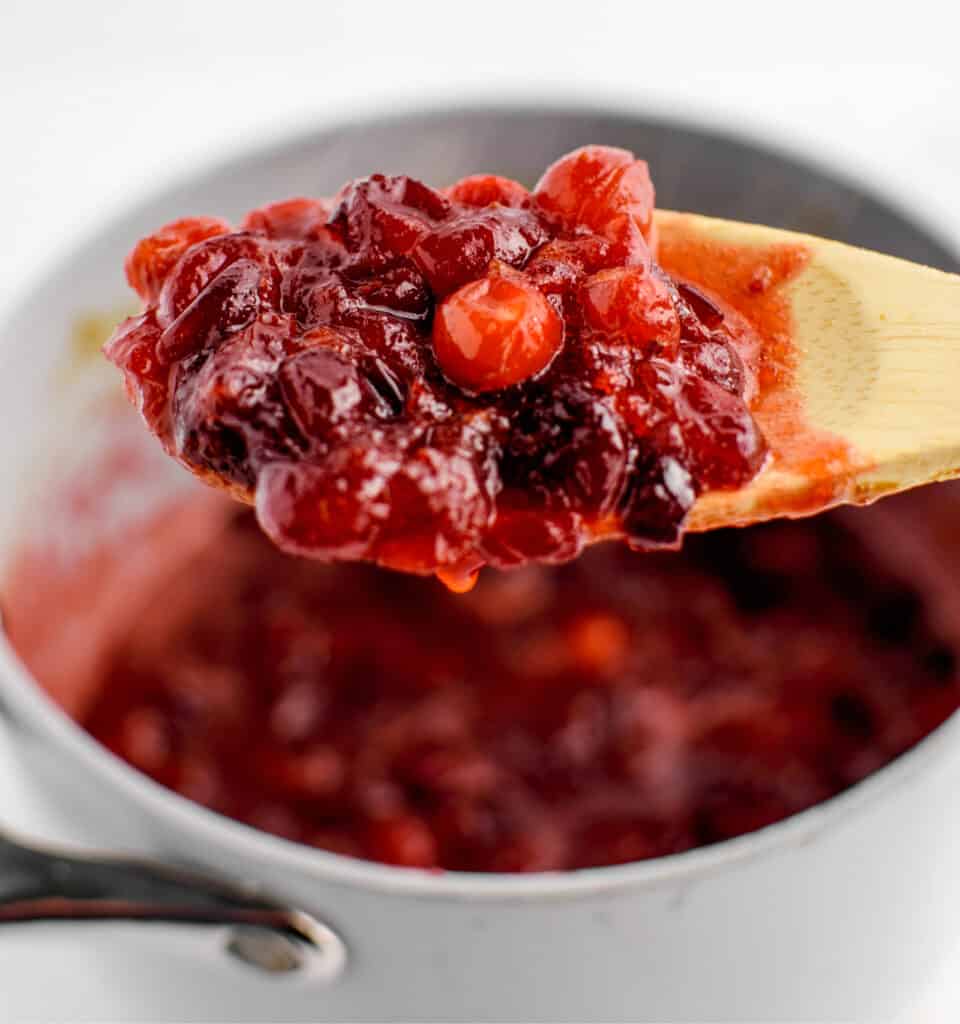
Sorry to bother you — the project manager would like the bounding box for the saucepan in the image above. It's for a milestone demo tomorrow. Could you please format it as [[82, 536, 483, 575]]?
[[1, 106, 959, 1021]]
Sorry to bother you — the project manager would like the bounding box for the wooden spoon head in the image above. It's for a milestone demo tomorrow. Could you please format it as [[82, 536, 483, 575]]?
[[654, 211, 960, 531]]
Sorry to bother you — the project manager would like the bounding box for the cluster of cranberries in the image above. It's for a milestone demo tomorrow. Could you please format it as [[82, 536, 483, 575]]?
[[85, 510, 960, 871], [106, 147, 767, 582]]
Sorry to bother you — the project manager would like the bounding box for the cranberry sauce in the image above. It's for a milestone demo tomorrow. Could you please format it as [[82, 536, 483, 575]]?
[[105, 148, 769, 586], [83, 509, 960, 872]]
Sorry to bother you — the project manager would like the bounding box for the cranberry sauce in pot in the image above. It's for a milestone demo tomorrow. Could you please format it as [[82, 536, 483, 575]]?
[[69, 498, 960, 873]]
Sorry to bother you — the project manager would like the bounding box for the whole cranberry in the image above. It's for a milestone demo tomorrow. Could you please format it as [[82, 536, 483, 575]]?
[[432, 267, 563, 392]]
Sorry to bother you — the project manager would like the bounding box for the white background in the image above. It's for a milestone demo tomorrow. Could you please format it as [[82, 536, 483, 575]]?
[[2, 0, 960, 1019]]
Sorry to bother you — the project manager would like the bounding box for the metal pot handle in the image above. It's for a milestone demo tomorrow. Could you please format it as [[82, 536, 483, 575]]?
[[0, 826, 346, 980]]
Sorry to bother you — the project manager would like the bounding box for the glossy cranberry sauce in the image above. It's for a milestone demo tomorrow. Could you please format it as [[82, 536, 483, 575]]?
[[83, 508, 959, 872], [105, 148, 768, 586]]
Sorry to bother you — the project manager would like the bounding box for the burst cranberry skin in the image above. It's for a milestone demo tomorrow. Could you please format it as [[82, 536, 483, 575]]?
[[501, 381, 628, 519], [106, 147, 768, 578], [156, 233, 271, 334], [329, 174, 451, 269], [443, 174, 531, 209], [534, 146, 656, 263], [241, 197, 332, 240], [413, 207, 547, 296], [432, 269, 563, 392], [125, 217, 232, 303], [582, 267, 681, 350], [159, 256, 267, 364]]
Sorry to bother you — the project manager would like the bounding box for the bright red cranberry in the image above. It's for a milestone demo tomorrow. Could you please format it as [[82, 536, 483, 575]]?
[[534, 145, 655, 262], [432, 268, 563, 392], [582, 266, 681, 350]]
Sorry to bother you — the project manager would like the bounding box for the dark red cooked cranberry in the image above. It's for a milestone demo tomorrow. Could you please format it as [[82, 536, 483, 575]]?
[[255, 447, 393, 560], [338, 309, 426, 384], [501, 381, 628, 520], [159, 257, 266, 363], [525, 236, 615, 321], [330, 174, 451, 269], [682, 339, 745, 395], [672, 373, 768, 489], [275, 324, 408, 424], [277, 347, 369, 438], [619, 451, 697, 549], [432, 267, 563, 392], [172, 320, 304, 489], [413, 207, 547, 296], [347, 262, 432, 320], [481, 489, 585, 567], [284, 268, 357, 327], [371, 419, 501, 575], [156, 234, 270, 325]]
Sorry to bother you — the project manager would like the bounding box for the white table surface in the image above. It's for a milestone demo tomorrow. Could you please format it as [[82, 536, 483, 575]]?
[[2, 1, 960, 1018]]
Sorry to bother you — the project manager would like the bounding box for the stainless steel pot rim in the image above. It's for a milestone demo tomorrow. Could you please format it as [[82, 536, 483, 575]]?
[[2, 99, 958, 900]]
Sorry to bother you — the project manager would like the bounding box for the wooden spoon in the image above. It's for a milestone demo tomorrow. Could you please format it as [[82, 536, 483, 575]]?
[[653, 211, 960, 532]]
